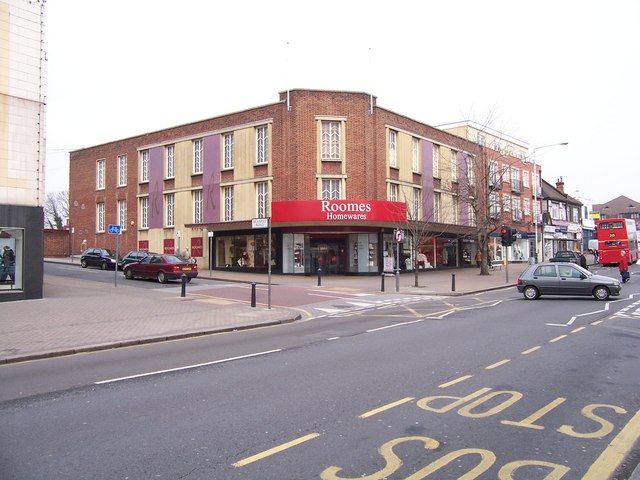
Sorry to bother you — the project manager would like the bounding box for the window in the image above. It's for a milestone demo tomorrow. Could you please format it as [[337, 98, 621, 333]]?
[[512, 197, 521, 221], [140, 150, 149, 183], [96, 203, 105, 232], [223, 186, 234, 221], [140, 197, 148, 229], [534, 265, 557, 277], [165, 193, 175, 227], [256, 181, 269, 218], [166, 145, 175, 178], [523, 170, 530, 188], [118, 155, 127, 187], [321, 121, 341, 160], [193, 190, 203, 224], [412, 138, 420, 172], [412, 188, 420, 219], [477, 133, 486, 146], [511, 168, 520, 192], [256, 126, 268, 164], [451, 150, 458, 182], [523, 198, 531, 216], [503, 194, 511, 212], [389, 130, 397, 167], [118, 200, 127, 231], [389, 183, 398, 202], [489, 160, 499, 188], [468, 204, 477, 227], [490, 192, 500, 218], [492, 141, 501, 152], [96, 159, 105, 190], [434, 192, 441, 222], [502, 164, 509, 183], [452, 196, 459, 224], [466, 156, 474, 185], [433, 145, 440, 177], [223, 133, 234, 169], [321, 179, 341, 200], [193, 139, 203, 174]]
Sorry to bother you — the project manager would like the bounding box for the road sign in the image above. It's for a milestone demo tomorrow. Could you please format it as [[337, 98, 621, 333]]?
[[395, 229, 404, 243], [252, 218, 269, 229], [108, 224, 121, 235]]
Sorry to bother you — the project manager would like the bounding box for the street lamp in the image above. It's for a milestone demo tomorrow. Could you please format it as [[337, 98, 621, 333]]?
[[532, 142, 568, 263]]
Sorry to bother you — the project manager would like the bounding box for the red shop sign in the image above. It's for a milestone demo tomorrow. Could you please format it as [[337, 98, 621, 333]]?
[[272, 200, 406, 223]]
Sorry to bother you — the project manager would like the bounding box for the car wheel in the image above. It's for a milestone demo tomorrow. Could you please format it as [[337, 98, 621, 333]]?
[[523, 286, 539, 300], [100, 261, 108, 270], [593, 286, 610, 301], [81, 259, 88, 268], [157, 271, 168, 284], [124, 269, 134, 280]]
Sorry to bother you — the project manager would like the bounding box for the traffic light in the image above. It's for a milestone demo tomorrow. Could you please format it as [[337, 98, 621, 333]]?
[[500, 225, 512, 246], [511, 229, 518, 245]]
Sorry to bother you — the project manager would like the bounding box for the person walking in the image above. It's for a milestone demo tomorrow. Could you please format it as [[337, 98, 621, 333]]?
[[579, 251, 588, 270], [475, 249, 482, 268], [619, 250, 630, 283]]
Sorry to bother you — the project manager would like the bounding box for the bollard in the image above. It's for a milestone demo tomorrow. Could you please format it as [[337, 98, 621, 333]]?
[[251, 282, 256, 307], [381, 272, 385, 292], [451, 273, 456, 292], [317, 268, 322, 287], [181, 273, 187, 297]]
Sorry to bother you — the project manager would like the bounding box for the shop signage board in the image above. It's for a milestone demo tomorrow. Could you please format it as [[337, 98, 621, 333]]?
[[272, 200, 406, 223]]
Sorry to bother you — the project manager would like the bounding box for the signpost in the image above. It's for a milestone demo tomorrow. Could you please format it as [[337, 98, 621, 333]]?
[[394, 229, 404, 292], [252, 218, 271, 309], [108, 224, 121, 287]]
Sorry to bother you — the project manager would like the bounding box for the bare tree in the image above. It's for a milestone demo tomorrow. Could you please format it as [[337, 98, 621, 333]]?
[[44, 190, 69, 229], [450, 122, 533, 276]]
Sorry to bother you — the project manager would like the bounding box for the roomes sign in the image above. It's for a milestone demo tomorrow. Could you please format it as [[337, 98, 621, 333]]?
[[272, 200, 407, 223]]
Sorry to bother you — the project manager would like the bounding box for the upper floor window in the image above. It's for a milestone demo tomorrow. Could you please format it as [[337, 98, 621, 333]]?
[[321, 179, 341, 200], [389, 130, 397, 167], [502, 164, 509, 183], [117, 200, 127, 231], [503, 194, 511, 212], [193, 190, 203, 224], [412, 188, 421, 219], [256, 126, 268, 165], [389, 183, 398, 202], [511, 168, 520, 192], [321, 121, 341, 160], [490, 192, 500, 218], [256, 181, 269, 218], [140, 197, 149, 229], [523, 197, 531, 216], [166, 144, 175, 178], [477, 133, 486, 146], [522, 170, 530, 188], [492, 141, 501, 152], [223, 186, 234, 221], [512, 197, 521, 221], [118, 155, 127, 187], [412, 137, 420, 173], [489, 160, 499, 187], [452, 196, 459, 224], [433, 192, 441, 223], [140, 150, 149, 183], [450, 150, 458, 182], [193, 139, 203, 174], [466, 156, 475, 185], [165, 193, 175, 227], [224, 133, 234, 169], [96, 202, 105, 232], [433, 145, 440, 177], [96, 159, 105, 190]]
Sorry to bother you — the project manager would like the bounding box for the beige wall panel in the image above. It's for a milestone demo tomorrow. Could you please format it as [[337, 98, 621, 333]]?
[[234, 127, 255, 180], [175, 140, 192, 186], [235, 182, 255, 220], [397, 132, 414, 183]]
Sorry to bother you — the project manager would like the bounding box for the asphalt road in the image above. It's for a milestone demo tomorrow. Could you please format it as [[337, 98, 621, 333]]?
[[1, 271, 640, 479]]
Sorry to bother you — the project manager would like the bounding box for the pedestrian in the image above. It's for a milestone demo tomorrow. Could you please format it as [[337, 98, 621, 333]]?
[[579, 251, 588, 270], [619, 250, 630, 283], [475, 249, 482, 268], [0, 245, 16, 284]]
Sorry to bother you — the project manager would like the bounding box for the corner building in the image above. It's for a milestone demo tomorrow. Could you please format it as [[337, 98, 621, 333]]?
[[70, 89, 512, 275]]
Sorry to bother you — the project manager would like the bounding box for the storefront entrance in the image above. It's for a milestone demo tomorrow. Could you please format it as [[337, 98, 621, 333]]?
[[310, 238, 347, 275]]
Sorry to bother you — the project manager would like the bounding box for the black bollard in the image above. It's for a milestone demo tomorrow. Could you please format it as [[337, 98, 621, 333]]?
[[251, 282, 256, 307], [181, 273, 187, 297], [451, 273, 456, 292], [317, 268, 322, 287], [381, 272, 385, 292]]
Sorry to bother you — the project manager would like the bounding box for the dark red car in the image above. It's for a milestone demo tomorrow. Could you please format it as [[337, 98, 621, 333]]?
[[123, 254, 198, 283]]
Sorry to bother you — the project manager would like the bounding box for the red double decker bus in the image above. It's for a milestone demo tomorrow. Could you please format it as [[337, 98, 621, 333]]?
[[596, 218, 638, 265]]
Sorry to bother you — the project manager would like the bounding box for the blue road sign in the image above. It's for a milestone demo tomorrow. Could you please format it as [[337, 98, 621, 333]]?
[[108, 224, 121, 235]]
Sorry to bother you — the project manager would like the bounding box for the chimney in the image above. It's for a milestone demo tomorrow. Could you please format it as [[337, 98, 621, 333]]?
[[556, 177, 564, 193]]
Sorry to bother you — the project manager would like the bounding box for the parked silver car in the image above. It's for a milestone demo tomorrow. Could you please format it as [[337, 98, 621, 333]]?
[[517, 263, 621, 300]]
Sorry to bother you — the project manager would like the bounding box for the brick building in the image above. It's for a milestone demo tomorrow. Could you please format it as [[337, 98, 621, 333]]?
[[69, 89, 537, 275]]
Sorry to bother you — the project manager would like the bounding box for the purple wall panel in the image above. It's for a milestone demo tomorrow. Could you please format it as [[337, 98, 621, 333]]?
[[203, 135, 221, 223], [421, 142, 434, 217], [148, 147, 164, 229]]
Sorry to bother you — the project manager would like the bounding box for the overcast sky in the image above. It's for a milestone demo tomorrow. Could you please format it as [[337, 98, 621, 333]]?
[[44, 0, 639, 206]]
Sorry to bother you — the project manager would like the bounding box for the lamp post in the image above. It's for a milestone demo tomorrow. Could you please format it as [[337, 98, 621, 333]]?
[[532, 142, 568, 263]]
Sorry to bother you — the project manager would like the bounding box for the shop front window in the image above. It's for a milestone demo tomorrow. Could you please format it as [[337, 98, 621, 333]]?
[[215, 234, 274, 269], [0, 228, 23, 291]]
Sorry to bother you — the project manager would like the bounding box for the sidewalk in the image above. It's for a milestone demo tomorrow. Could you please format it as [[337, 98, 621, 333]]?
[[0, 259, 527, 364]]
